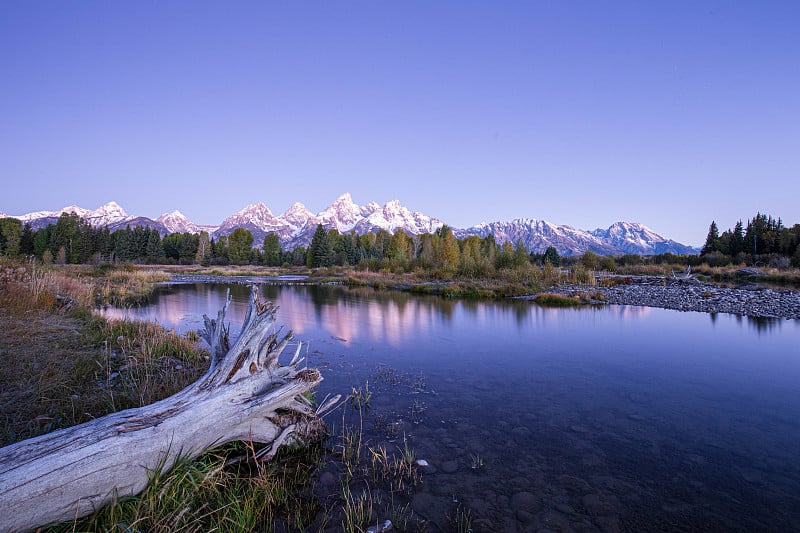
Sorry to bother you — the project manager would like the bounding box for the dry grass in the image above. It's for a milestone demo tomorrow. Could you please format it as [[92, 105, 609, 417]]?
[[535, 291, 606, 307], [0, 260, 93, 314], [1, 260, 443, 530], [0, 259, 208, 446], [91, 266, 172, 305]]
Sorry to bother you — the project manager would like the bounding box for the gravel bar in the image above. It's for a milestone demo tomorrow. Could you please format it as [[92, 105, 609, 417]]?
[[530, 278, 800, 320]]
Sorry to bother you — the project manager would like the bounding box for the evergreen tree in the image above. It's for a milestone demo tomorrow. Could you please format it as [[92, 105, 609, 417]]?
[[731, 221, 745, 257], [178, 233, 200, 264], [315, 231, 335, 267], [113, 227, 136, 262], [77, 223, 95, 263], [19, 223, 34, 256], [291, 246, 306, 266], [543, 246, 561, 266], [0, 218, 22, 257], [145, 230, 163, 262], [96, 227, 112, 261], [33, 228, 50, 259], [307, 224, 329, 267], [701, 221, 720, 255], [213, 235, 229, 264], [161, 233, 181, 262], [50, 213, 83, 263], [342, 232, 360, 265]]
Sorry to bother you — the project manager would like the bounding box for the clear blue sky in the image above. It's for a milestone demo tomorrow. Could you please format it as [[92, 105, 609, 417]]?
[[1, 1, 798, 245]]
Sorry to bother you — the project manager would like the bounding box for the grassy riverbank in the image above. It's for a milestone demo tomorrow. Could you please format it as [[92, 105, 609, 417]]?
[[0, 259, 209, 446], [3, 258, 797, 529], [0, 260, 442, 532]]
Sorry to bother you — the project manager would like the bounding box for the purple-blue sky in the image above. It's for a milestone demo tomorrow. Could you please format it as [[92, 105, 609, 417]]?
[[1, 1, 798, 245]]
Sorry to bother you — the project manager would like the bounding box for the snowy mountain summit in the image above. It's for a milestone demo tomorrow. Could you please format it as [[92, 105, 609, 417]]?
[[14, 202, 133, 230], [6, 194, 697, 256], [212, 193, 444, 248], [156, 210, 199, 234]]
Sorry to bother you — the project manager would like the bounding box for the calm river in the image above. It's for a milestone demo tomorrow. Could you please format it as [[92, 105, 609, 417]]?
[[101, 282, 800, 532]]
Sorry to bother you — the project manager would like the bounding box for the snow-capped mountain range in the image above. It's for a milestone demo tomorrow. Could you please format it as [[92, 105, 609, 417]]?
[[4, 194, 697, 256]]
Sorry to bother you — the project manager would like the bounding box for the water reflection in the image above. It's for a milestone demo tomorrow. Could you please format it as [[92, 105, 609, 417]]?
[[100, 283, 796, 346], [98, 283, 800, 530]]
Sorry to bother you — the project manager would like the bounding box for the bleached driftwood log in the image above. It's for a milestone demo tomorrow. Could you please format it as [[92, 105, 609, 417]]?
[[0, 286, 336, 532]]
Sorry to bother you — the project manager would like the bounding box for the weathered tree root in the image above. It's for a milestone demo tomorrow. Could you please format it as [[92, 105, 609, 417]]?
[[0, 285, 337, 532]]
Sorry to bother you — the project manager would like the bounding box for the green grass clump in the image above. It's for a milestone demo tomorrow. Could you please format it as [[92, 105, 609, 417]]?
[[46, 442, 325, 533], [535, 293, 583, 307]]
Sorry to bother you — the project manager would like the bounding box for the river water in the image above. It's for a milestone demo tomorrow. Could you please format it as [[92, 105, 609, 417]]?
[[101, 282, 800, 531]]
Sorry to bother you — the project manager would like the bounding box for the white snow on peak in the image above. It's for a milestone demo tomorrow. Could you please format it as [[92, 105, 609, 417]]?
[[84, 202, 131, 227], [239, 202, 273, 215], [16, 204, 87, 221], [14, 201, 130, 226], [361, 201, 381, 217], [278, 202, 314, 228], [219, 202, 278, 231], [318, 192, 363, 231], [9, 196, 694, 256], [156, 210, 199, 234], [333, 192, 355, 205]]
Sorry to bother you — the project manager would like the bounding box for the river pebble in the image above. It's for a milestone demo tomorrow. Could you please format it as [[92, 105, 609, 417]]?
[[531, 278, 800, 319]]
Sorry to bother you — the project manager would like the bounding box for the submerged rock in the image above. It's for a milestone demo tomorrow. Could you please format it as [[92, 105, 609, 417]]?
[[366, 519, 392, 533]]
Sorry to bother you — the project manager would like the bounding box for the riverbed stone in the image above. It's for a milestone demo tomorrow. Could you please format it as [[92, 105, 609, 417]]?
[[595, 515, 621, 533], [517, 509, 535, 524], [511, 491, 540, 512], [318, 471, 337, 488], [528, 278, 800, 320], [441, 460, 458, 473], [581, 493, 619, 516]]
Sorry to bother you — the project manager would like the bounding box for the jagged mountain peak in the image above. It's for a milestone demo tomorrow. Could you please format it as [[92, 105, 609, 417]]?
[[331, 192, 355, 206], [318, 192, 363, 231], [156, 210, 199, 234], [84, 202, 131, 227], [283, 202, 311, 214], [161, 209, 186, 218], [238, 202, 273, 215], [98, 201, 125, 211], [6, 196, 697, 256]]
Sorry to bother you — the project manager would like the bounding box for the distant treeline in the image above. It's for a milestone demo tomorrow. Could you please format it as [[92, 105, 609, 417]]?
[[0, 212, 695, 273], [701, 213, 800, 267], [4, 211, 798, 273]]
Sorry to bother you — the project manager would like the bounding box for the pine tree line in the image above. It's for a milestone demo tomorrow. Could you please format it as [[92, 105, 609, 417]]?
[[0, 214, 572, 274], [701, 213, 800, 266]]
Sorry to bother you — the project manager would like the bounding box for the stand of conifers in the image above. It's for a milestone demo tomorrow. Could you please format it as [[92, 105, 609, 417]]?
[[0, 286, 336, 532]]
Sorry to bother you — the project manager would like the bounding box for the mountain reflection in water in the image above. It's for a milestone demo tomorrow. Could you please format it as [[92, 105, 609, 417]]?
[[99, 283, 800, 531]]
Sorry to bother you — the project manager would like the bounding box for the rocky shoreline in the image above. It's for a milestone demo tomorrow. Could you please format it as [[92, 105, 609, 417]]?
[[161, 273, 800, 320], [530, 277, 800, 320]]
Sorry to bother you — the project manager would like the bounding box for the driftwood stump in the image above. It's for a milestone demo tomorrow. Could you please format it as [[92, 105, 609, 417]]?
[[0, 286, 335, 532]]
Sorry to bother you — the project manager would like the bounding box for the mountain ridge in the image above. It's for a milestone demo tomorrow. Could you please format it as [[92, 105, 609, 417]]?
[[4, 196, 698, 256]]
